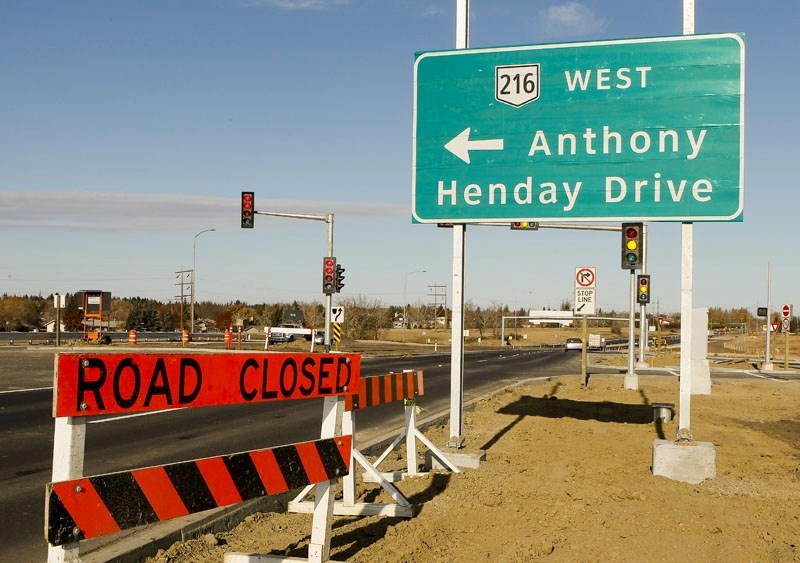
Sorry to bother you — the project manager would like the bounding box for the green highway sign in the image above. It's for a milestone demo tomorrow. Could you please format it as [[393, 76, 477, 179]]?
[[412, 34, 744, 223]]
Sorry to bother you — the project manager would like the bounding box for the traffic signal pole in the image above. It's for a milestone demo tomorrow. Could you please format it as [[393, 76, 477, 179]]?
[[638, 224, 649, 366], [625, 269, 637, 389], [253, 209, 335, 351]]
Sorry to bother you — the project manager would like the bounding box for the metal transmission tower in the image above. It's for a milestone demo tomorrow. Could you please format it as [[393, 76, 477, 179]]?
[[428, 284, 448, 329]]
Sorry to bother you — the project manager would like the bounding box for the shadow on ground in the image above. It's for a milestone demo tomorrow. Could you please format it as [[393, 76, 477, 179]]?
[[482, 381, 666, 451]]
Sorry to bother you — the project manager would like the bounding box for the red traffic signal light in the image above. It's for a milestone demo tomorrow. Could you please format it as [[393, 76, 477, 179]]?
[[241, 192, 254, 229], [322, 257, 336, 295], [637, 274, 651, 304], [621, 222, 643, 269]]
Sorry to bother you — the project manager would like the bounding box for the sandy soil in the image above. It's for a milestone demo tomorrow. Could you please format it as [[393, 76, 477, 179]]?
[[146, 371, 800, 563]]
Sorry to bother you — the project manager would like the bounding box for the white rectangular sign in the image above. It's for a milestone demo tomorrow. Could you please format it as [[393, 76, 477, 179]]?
[[330, 306, 345, 323], [574, 288, 596, 316]]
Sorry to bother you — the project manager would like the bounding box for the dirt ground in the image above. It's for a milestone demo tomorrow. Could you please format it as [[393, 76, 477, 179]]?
[[146, 369, 800, 563]]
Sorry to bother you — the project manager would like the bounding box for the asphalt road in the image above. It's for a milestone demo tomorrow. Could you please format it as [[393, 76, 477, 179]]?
[[0, 346, 579, 562]]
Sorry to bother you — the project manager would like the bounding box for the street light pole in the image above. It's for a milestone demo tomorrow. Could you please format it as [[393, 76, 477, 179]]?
[[191, 228, 215, 335], [403, 270, 426, 343]]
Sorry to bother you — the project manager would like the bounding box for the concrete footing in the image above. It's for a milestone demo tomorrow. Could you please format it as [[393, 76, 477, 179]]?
[[426, 448, 485, 470], [652, 439, 716, 484]]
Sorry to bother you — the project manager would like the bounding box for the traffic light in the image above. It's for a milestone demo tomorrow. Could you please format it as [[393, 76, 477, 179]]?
[[510, 221, 539, 230], [621, 222, 643, 269], [636, 274, 651, 304], [322, 257, 336, 295], [241, 191, 254, 228], [335, 263, 346, 293]]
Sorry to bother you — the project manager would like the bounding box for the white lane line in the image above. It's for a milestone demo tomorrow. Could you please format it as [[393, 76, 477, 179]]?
[[88, 408, 188, 424], [0, 386, 53, 394]]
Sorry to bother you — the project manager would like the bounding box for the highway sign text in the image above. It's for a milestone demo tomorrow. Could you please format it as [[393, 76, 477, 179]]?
[[413, 34, 744, 223], [55, 352, 361, 417], [574, 288, 596, 316]]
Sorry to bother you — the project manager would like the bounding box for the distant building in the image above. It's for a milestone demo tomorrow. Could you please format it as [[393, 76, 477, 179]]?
[[45, 320, 66, 333], [527, 310, 573, 327]]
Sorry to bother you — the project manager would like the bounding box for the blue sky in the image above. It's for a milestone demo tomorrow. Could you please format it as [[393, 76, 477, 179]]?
[[1, 1, 797, 315]]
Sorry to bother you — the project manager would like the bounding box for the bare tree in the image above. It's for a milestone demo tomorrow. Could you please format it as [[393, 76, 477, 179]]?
[[336, 295, 388, 339]]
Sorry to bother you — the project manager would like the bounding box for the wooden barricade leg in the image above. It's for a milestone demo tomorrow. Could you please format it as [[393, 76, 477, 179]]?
[[47, 417, 86, 563], [290, 400, 413, 518], [369, 398, 460, 478], [405, 398, 420, 476], [341, 408, 356, 506], [307, 395, 342, 563]]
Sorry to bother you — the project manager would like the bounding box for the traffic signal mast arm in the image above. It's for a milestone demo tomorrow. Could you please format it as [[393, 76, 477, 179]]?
[[254, 210, 332, 223], [477, 222, 622, 232]]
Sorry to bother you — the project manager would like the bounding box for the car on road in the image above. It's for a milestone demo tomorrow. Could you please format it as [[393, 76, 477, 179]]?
[[564, 337, 583, 351]]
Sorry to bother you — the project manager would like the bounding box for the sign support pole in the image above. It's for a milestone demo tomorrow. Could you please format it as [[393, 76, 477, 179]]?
[[785, 326, 789, 370], [676, 0, 696, 442], [447, 0, 469, 450], [448, 225, 466, 448], [581, 315, 588, 387], [764, 263, 773, 369]]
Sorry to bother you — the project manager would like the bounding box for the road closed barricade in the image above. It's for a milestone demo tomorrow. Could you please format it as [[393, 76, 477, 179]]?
[[45, 350, 360, 563]]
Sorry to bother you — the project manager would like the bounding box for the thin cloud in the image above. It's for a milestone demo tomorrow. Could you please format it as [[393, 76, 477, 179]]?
[[0, 191, 406, 232], [243, 0, 354, 10], [422, 5, 445, 17], [539, 2, 606, 39]]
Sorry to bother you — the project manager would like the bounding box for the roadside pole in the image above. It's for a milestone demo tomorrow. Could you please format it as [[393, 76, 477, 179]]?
[[677, 0, 695, 440], [324, 215, 333, 352], [581, 315, 588, 386], [785, 325, 789, 370], [625, 269, 637, 389], [54, 293, 62, 347], [638, 224, 649, 366], [764, 263, 773, 370], [447, 0, 469, 450]]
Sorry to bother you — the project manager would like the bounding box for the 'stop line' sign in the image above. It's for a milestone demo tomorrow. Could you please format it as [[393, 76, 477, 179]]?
[[54, 351, 361, 417], [412, 33, 744, 224]]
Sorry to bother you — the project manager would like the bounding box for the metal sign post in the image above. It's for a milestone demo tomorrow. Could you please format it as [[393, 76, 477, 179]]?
[[782, 304, 792, 369], [574, 267, 596, 387]]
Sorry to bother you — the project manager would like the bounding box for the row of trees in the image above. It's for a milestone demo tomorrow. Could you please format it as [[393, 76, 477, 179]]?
[[1, 293, 794, 339]]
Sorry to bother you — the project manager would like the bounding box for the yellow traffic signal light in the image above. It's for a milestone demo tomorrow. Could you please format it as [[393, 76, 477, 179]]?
[[510, 221, 539, 230], [621, 222, 643, 269], [637, 274, 651, 304]]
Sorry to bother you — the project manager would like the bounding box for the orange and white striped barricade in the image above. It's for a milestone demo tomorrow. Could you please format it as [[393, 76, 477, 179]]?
[[46, 350, 360, 563], [289, 369, 458, 519], [127, 329, 137, 345], [360, 370, 459, 481]]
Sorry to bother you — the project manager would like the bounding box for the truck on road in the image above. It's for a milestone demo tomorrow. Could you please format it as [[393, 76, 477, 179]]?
[[266, 323, 314, 344], [588, 334, 607, 351]]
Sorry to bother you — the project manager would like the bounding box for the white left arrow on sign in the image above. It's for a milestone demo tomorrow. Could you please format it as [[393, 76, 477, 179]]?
[[444, 127, 504, 164]]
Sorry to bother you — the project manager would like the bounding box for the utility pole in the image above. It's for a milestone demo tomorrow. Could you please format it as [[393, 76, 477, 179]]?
[[175, 269, 192, 331], [428, 284, 447, 329]]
